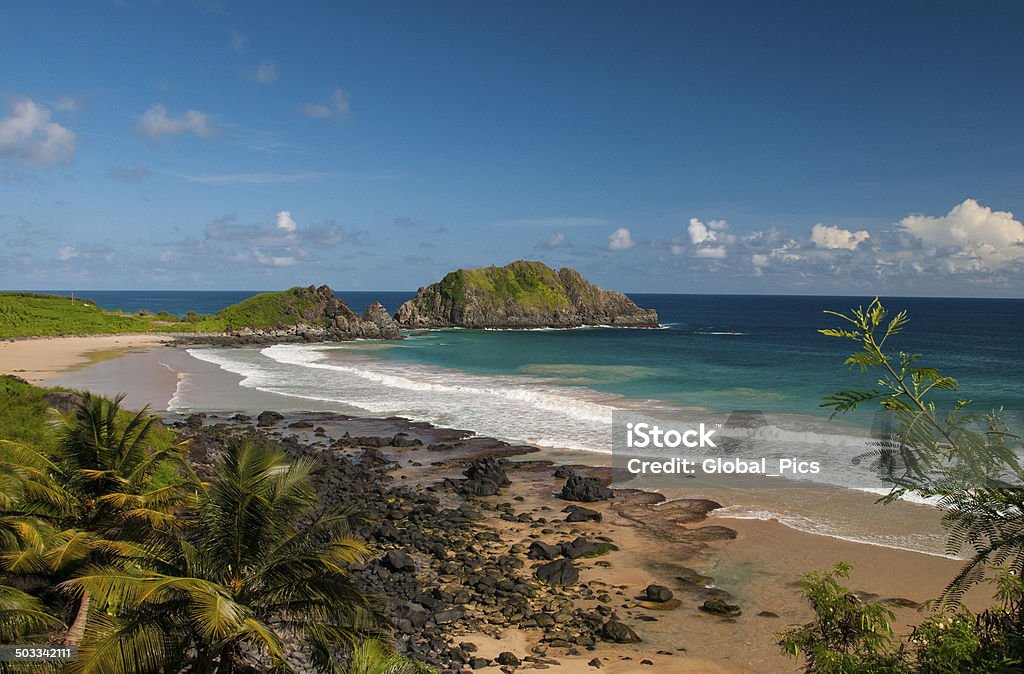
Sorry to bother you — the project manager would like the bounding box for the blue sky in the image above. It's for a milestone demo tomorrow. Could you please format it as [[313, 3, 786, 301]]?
[[1, 1, 1023, 295]]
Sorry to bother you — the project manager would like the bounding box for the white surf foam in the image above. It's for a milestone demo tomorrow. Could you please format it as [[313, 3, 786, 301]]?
[[712, 505, 959, 558]]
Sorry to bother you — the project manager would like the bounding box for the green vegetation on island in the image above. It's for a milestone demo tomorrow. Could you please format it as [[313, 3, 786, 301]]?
[[395, 260, 659, 329], [0, 286, 400, 341]]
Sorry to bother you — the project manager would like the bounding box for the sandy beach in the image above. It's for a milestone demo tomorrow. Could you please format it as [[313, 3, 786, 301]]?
[[0, 334, 172, 384], [11, 337, 1000, 672]]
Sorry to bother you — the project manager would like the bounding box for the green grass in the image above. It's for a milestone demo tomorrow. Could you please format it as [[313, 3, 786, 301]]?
[[216, 287, 332, 330], [0, 374, 60, 452], [0, 292, 167, 338], [438, 261, 574, 312], [0, 374, 183, 486], [0, 288, 334, 338]]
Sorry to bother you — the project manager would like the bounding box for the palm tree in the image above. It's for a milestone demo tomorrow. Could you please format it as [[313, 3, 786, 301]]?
[[0, 393, 193, 647], [0, 438, 67, 648], [66, 439, 393, 674], [347, 639, 434, 674]]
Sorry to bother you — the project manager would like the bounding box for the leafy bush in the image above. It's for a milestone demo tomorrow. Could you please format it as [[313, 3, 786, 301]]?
[[778, 563, 908, 673]]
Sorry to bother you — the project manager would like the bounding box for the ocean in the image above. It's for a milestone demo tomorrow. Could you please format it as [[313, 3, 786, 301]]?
[[43, 290, 1024, 555]]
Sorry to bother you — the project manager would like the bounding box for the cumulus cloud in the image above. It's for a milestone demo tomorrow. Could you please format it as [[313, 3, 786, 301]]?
[[275, 210, 297, 232], [900, 198, 1024, 270], [0, 99, 76, 166], [811, 223, 870, 250], [136, 104, 217, 139], [688, 217, 724, 245], [682, 217, 737, 258], [607, 227, 635, 251], [254, 59, 278, 84], [303, 88, 351, 119]]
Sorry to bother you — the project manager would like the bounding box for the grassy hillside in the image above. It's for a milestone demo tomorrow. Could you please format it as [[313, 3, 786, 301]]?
[[438, 261, 574, 311], [217, 286, 332, 330], [0, 288, 331, 338], [0, 292, 167, 338]]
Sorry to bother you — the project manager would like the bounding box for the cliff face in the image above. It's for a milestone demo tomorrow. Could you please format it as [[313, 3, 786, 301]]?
[[216, 285, 401, 343], [394, 261, 659, 329]]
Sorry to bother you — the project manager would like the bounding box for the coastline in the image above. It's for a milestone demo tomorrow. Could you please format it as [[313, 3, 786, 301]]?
[[0, 333, 173, 384], [13, 337, 998, 671]]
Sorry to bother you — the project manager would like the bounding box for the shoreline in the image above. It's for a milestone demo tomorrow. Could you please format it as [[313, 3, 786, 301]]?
[[12, 336, 999, 670], [0, 333, 173, 384]]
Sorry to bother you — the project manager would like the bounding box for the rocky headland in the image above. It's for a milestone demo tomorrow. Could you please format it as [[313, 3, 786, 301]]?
[[394, 261, 660, 329], [178, 284, 402, 345]]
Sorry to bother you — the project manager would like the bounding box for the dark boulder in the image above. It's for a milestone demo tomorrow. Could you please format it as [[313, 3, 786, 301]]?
[[563, 504, 602, 522], [534, 558, 579, 586], [560, 475, 613, 502], [527, 541, 561, 560], [256, 410, 284, 427], [496, 652, 520, 666], [383, 549, 416, 573], [601, 620, 641, 643], [461, 456, 511, 496], [700, 598, 741, 617], [644, 585, 674, 603], [561, 537, 599, 560]]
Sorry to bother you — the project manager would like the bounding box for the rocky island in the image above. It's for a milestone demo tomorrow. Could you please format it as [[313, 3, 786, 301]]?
[[394, 261, 659, 329], [211, 284, 401, 343]]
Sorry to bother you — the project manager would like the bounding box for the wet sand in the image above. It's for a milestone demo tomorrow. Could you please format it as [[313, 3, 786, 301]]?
[[0, 334, 171, 384]]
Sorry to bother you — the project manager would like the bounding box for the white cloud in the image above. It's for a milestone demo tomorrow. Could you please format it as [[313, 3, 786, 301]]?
[[0, 99, 76, 166], [900, 199, 1024, 269], [136, 104, 217, 140], [276, 210, 297, 232], [57, 245, 78, 261], [695, 246, 727, 259], [684, 217, 737, 261], [607, 227, 635, 251], [688, 217, 718, 245], [811, 223, 870, 250], [545, 232, 566, 248], [254, 59, 278, 84], [303, 88, 351, 119], [751, 253, 769, 267]]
